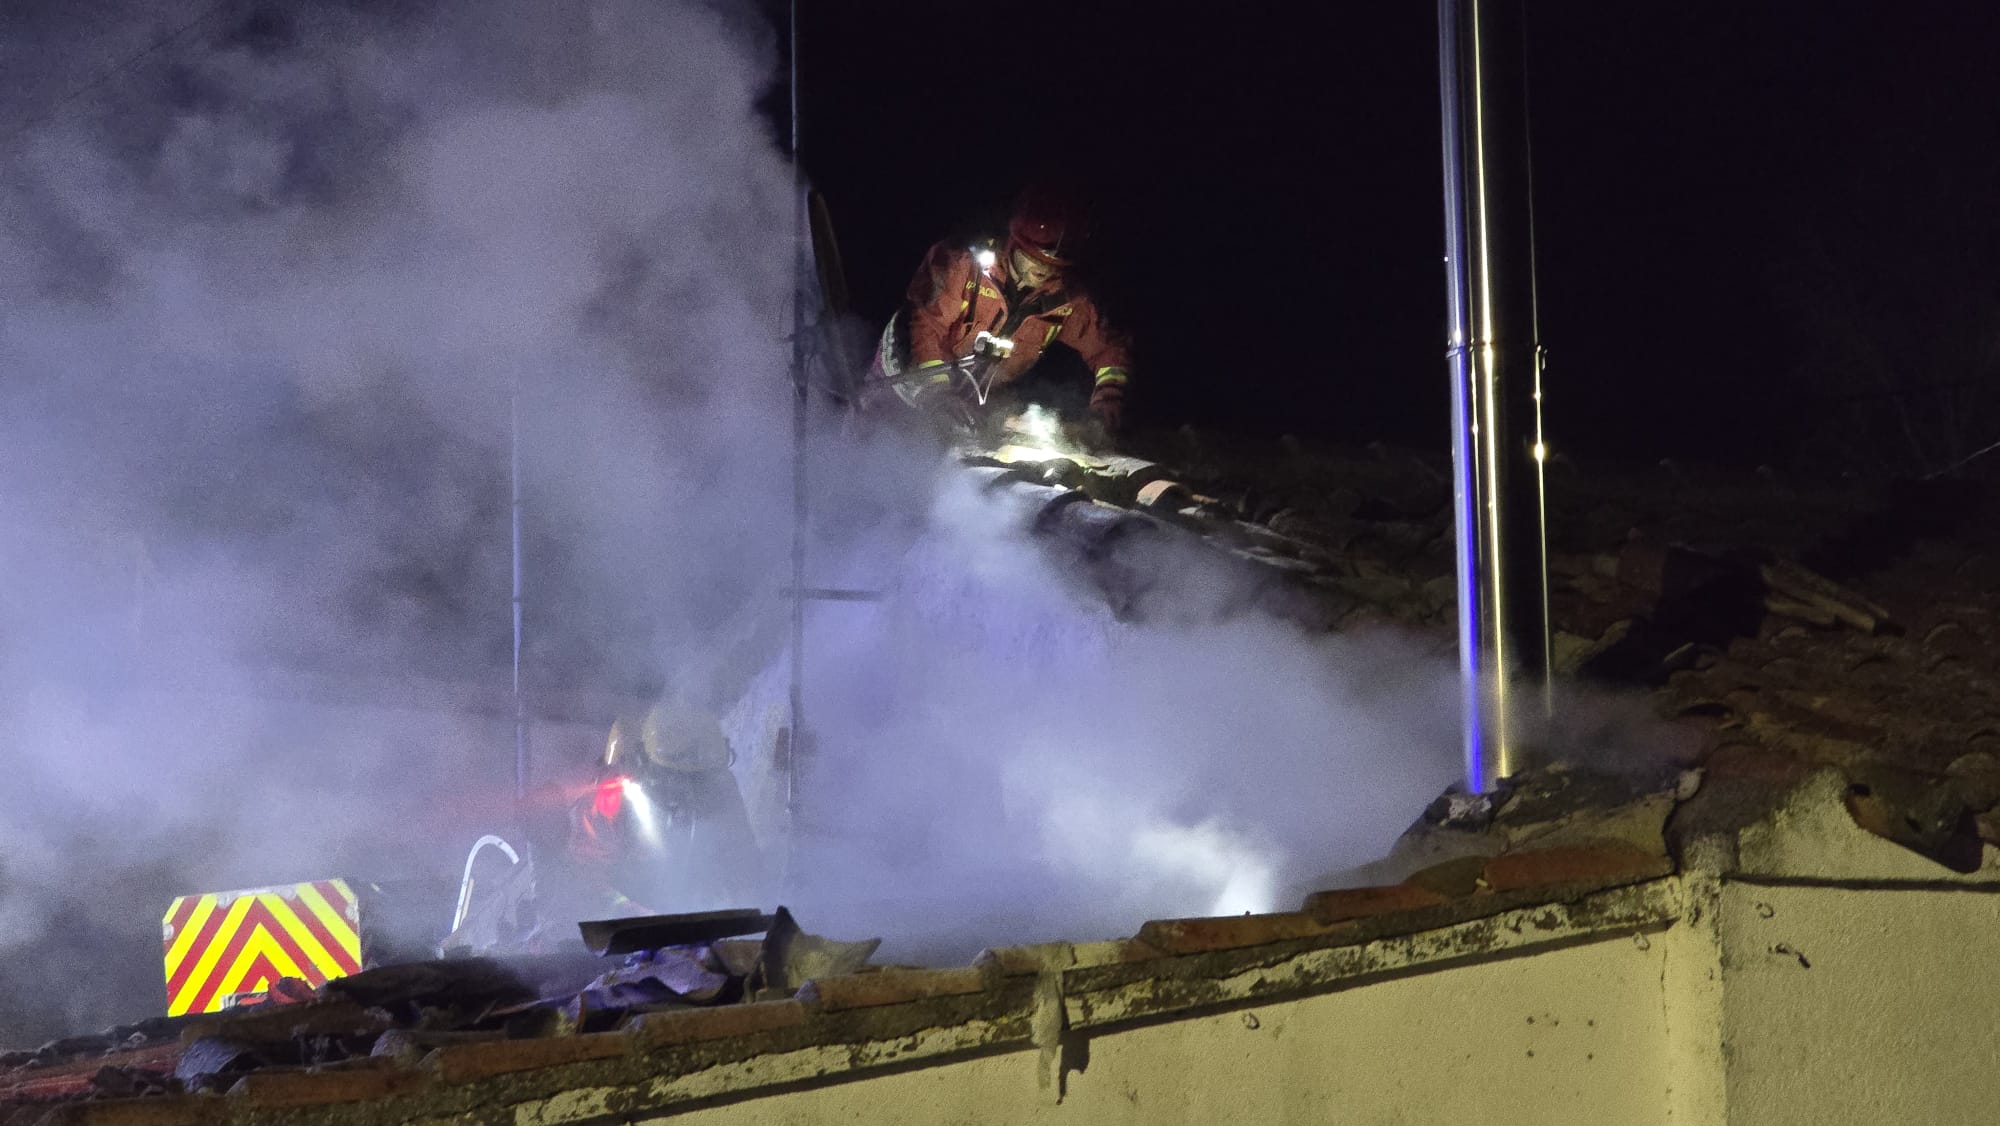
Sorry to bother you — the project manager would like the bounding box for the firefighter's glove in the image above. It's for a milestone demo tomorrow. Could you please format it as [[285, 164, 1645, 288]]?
[[1088, 368, 1128, 438], [1086, 391, 1124, 440]]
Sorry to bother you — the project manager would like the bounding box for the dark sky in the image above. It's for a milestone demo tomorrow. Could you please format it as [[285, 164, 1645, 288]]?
[[6, 0, 1998, 471], [800, 2, 2000, 471]]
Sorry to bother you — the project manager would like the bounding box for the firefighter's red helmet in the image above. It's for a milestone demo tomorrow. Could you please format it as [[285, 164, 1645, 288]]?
[[1007, 184, 1088, 266]]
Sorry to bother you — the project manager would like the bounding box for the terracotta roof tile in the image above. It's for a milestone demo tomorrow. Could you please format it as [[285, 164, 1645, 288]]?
[[0, 1043, 180, 1103], [971, 939, 1167, 976], [1480, 843, 1674, 894], [1399, 855, 1492, 898], [176, 1000, 389, 1046], [1300, 883, 1450, 925], [631, 1000, 808, 1049], [795, 967, 988, 1012], [225, 1063, 429, 1108], [1704, 742, 1810, 785], [25, 1098, 213, 1126], [426, 1030, 630, 1085], [1134, 911, 1348, 955]]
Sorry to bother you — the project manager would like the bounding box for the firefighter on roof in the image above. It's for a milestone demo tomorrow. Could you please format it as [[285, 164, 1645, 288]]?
[[567, 698, 763, 915], [869, 184, 1133, 438]]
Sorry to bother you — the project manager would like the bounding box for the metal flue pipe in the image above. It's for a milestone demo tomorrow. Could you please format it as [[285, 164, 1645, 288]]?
[[785, 0, 809, 833], [1437, 0, 1552, 793], [511, 368, 529, 802]]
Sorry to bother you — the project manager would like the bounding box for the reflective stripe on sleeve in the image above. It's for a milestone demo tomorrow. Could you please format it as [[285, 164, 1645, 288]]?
[[1093, 367, 1131, 387]]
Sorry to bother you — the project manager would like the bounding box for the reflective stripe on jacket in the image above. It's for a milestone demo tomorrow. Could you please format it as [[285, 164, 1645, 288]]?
[[902, 239, 1132, 399]]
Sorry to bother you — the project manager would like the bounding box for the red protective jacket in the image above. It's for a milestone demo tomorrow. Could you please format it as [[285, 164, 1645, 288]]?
[[901, 239, 1132, 424]]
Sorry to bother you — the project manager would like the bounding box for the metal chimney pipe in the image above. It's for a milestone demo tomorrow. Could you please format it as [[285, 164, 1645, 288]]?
[[511, 371, 528, 802], [785, 0, 809, 832], [1437, 0, 1552, 793]]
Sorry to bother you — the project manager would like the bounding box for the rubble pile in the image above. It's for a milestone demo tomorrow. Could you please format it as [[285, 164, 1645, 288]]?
[[1036, 432, 2000, 841], [0, 908, 880, 1123]]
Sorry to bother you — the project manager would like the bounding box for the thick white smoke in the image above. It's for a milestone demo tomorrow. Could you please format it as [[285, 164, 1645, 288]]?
[[0, 0, 797, 1038], [0, 0, 1479, 1041], [780, 471, 1463, 957]]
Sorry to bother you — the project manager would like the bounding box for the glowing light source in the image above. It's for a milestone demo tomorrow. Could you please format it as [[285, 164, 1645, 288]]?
[[974, 247, 997, 271], [989, 404, 1120, 467], [1533, 441, 1547, 462], [620, 777, 661, 844], [1021, 403, 1059, 444], [992, 443, 1070, 465], [594, 776, 628, 820], [972, 330, 1014, 358]]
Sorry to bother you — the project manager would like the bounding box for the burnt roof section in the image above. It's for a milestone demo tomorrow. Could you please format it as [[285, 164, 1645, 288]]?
[[11, 432, 2000, 1121], [1, 850, 1678, 1124]]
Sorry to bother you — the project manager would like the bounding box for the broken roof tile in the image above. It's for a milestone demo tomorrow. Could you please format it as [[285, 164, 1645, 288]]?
[[971, 939, 1167, 977], [176, 1000, 388, 1046], [0, 1043, 180, 1108]]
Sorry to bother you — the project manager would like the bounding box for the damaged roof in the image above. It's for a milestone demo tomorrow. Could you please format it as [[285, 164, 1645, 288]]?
[[10, 432, 2000, 1123], [0, 843, 1679, 1125]]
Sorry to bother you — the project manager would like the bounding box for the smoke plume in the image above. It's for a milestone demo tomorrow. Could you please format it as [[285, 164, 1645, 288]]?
[[0, 0, 1497, 1041], [0, 0, 797, 1038]]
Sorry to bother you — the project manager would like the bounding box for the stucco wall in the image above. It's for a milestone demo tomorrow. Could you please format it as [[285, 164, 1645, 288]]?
[[659, 933, 1674, 1126], [1718, 879, 2000, 1126], [468, 869, 2000, 1126]]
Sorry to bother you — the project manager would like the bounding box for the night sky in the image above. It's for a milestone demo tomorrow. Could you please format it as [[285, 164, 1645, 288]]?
[[800, 2, 2000, 472]]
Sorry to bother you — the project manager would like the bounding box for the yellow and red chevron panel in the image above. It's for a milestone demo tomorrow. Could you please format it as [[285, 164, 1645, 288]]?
[[162, 879, 364, 1016]]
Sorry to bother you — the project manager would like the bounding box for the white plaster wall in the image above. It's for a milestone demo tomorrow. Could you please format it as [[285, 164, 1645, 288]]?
[[518, 875, 2000, 1126], [1717, 881, 2000, 1126], [659, 934, 1673, 1126], [1659, 874, 1728, 1125]]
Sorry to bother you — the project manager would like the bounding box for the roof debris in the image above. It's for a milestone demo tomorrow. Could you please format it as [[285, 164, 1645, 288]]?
[[12, 433, 2000, 1121]]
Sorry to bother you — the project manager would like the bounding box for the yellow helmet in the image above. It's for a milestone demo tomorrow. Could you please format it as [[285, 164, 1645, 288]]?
[[638, 698, 733, 773], [601, 714, 646, 771]]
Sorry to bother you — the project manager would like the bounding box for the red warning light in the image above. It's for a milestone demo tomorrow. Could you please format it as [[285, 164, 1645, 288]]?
[[593, 776, 629, 820]]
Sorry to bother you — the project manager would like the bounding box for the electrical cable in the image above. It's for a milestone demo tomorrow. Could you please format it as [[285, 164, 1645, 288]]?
[[0, 0, 240, 150], [1925, 434, 2000, 480]]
